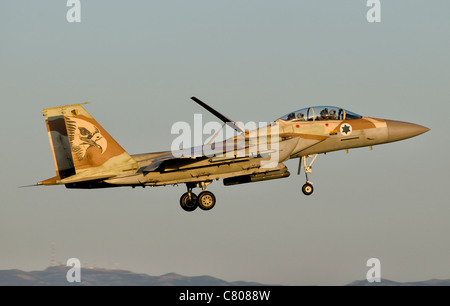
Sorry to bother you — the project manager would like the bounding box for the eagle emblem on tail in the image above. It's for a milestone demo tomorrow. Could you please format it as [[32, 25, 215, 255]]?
[[66, 118, 108, 161]]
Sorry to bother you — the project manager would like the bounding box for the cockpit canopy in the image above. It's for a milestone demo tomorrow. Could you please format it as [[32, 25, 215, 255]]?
[[278, 106, 362, 122]]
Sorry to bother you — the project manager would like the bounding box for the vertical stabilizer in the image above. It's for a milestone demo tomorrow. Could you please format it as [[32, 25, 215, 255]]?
[[39, 103, 138, 185]]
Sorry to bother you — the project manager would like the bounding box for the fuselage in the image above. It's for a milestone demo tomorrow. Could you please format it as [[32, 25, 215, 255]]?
[[107, 115, 428, 187], [40, 103, 428, 190]]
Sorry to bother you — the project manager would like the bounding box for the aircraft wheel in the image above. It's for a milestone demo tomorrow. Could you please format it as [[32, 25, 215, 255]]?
[[302, 183, 314, 196], [197, 191, 216, 211], [180, 192, 198, 212]]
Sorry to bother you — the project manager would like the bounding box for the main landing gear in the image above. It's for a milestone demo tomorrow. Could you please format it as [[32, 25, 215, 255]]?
[[299, 155, 318, 196], [179, 181, 216, 212]]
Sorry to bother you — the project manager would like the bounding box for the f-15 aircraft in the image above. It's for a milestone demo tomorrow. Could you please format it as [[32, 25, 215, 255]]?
[[38, 97, 429, 212]]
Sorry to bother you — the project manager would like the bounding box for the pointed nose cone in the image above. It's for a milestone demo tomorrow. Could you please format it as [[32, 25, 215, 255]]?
[[386, 120, 430, 143]]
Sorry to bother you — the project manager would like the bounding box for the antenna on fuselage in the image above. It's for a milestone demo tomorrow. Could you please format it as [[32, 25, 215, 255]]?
[[190, 96, 247, 135]]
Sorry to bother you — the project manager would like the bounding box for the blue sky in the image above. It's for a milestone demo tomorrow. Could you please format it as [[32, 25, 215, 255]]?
[[0, 1, 449, 285]]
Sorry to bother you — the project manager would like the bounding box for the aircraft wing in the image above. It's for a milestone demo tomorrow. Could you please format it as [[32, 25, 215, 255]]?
[[135, 139, 253, 173], [102, 131, 330, 187], [135, 132, 328, 174]]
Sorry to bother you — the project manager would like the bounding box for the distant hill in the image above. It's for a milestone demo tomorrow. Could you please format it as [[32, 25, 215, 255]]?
[[0, 266, 269, 286], [0, 266, 448, 286], [347, 279, 450, 286]]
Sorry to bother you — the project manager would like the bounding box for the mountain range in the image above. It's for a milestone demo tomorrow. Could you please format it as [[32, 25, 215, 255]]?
[[0, 266, 448, 286], [0, 266, 267, 286]]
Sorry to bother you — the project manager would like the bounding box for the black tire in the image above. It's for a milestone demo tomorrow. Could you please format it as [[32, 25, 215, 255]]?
[[197, 191, 216, 211], [302, 183, 314, 196], [180, 192, 198, 212]]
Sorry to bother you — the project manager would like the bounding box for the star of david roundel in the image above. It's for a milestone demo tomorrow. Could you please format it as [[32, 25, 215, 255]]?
[[341, 123, 352, 136]]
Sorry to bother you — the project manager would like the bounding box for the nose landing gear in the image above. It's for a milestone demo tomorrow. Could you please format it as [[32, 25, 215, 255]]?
[[299, 155, 318, 196], [302, 182, 314, 196]]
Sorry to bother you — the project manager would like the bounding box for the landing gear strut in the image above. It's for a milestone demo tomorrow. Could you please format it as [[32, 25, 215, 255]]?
[[179, 181, 216, 212], [299, 155, 318, 196]]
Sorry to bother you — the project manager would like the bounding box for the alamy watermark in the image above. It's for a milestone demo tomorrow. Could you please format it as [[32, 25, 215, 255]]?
[[366, 258, 381, 283], [66, 258, 81, 283], [367, 0, 381, 23], [65, 1, 380, 24], [170, 115, 280, 169], [66, 0, 81, 23]]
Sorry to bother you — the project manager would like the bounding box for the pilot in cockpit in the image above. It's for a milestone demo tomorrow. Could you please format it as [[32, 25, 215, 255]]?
[[287, 112, 295, 120], [297, 113, 305, 121], [329, 109, 336, 120], [320, 108, 329, 120]]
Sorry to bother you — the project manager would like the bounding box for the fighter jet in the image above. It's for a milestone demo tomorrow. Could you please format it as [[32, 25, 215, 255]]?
[[37, 97, 429, 211]]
